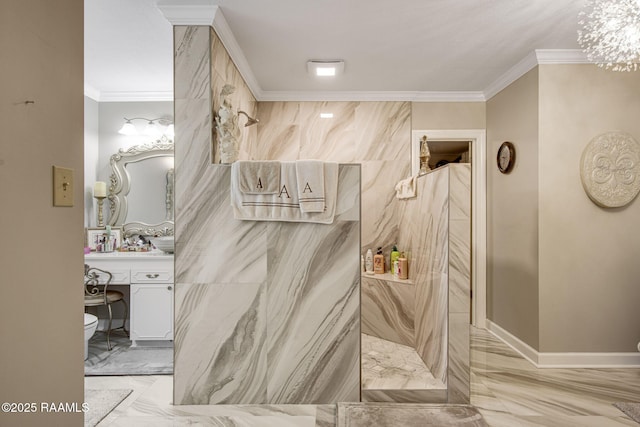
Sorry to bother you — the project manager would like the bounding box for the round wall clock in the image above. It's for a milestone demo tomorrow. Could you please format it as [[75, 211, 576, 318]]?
[[497, 141, 515, 173]]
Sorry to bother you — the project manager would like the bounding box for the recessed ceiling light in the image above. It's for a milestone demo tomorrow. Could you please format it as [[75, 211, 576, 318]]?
[[307, 60, 344, 77], [320, 113, 334, 118]]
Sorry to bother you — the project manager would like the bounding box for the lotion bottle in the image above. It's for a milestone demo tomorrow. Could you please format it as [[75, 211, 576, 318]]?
[[374, 247, 385, 274], [365, 249, 374, 274], [398, 252, 408, 279]]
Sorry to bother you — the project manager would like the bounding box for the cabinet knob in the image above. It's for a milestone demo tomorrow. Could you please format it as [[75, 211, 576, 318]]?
[[146, 273, 160, 279], [167, 286, 173, 291]]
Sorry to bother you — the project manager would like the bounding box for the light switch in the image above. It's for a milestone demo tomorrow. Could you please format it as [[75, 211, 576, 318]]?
[[53, 166, 74, 207]]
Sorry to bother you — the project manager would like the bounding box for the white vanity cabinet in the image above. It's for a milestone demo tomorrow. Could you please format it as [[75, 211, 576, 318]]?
[[130, 269, 173, 342], [84, 252, 174, 346]]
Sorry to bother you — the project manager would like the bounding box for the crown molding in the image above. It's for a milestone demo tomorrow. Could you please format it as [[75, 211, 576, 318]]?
[[155, 0, 218, 26], [84, 84, 101, 102], [536, 49, 589, 64], [91, 6, 592, 106], [411, 91, 485, 102], [483, 51, 538, 100], [155, 2, 263, 101], [95, 91, 174, 102], [483, 49, 589, 100], [259, 90, 485, 102], [210, 9, 263, 101]]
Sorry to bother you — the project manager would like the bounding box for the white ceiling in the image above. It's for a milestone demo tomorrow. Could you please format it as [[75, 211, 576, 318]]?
[[84, 0, 586, 102]]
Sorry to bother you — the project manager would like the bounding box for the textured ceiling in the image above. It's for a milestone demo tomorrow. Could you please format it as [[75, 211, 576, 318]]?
[[84, 0, 586, 101]]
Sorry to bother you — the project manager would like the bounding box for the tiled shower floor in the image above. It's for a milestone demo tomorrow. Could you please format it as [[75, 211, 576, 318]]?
[[361, 333, 444, 389]]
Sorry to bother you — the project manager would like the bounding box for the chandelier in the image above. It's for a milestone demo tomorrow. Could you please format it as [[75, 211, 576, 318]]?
[[577, 0, 640, 71]]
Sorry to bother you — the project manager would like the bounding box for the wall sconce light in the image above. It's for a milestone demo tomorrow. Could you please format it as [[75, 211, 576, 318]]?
[[118, 117, 174, 137]]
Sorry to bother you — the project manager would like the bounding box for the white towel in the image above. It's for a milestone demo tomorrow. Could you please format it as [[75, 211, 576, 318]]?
[[236, 161, 281, 194], [296, 160, 326, 213], [395, 175, 417, 199], [231, 161, 339, 224]]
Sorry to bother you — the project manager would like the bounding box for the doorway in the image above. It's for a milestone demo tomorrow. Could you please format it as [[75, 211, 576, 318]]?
[[411, 129, 487, 328]]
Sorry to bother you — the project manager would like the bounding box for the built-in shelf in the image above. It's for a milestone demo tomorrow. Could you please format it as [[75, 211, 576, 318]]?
[[362, 272, 415, 286]]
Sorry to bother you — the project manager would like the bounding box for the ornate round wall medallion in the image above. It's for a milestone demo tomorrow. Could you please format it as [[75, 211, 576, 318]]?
[[580, 131, 640, 208]]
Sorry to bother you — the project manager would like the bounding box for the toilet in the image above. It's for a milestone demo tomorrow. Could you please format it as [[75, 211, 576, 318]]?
[[84, 313, 98, 360]]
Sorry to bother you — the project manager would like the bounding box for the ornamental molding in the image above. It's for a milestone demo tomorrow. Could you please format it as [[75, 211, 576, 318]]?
[[580, 131, 640, 208]]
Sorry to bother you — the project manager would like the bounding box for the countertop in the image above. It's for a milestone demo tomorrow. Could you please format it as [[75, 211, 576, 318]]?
[[85, 250, 174, 260]]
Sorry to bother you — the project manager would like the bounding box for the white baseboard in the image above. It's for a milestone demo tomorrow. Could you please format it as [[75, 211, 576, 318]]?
[[485, 319, 539, 366], [485, 319, 640, 368]]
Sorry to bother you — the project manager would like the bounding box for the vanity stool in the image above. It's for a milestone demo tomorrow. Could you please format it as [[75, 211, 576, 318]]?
[[83, 264, 129, 350]]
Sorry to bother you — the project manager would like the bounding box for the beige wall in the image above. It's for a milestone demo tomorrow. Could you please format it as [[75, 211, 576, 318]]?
[[0, 1, 84, 426], [412, 102, 486, 129], [538, 65, 640, 352], [486, 68, 540, 350], [486, 64, 640, 353]]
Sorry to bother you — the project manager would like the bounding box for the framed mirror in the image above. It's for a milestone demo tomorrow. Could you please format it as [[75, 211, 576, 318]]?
[[107, 138, 174, 237]]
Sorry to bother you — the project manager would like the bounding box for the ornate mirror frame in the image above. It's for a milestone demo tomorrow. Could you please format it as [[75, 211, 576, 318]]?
[[108, 138, 175, 237]]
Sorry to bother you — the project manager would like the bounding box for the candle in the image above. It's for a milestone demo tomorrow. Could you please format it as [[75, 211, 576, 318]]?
[[93, 181, 107, 198]]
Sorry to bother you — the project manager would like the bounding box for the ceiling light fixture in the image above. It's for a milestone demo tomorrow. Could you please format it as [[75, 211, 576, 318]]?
[[307, 60, 344, 77], [118, 117, 174, 137], [578, 0, 640, 71], [320, 113, 334, 118]]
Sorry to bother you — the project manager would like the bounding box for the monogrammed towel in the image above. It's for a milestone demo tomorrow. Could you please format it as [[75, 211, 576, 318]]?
[[236, 161, 280, 194], [230, 161, 338, 224], [295, 160, 327, 213]]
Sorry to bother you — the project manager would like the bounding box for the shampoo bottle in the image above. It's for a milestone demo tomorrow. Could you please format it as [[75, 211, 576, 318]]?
[[365, 249, 374, 274], [374, 247, 385, 274], [390, 245, 400, 276], [398, 252, 408, 279]]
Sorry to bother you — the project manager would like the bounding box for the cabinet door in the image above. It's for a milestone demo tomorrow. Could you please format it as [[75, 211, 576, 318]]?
[[130, 283, 174, 341]]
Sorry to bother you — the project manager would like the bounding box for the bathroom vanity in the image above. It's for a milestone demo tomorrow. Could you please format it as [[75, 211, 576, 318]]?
[[84, 251, 174, 346]]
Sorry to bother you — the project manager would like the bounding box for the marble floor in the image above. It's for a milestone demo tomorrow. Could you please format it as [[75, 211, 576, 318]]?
[[361, 333, 443, 390], [85, 327, 640, 426], [85, 332, 173, 376]]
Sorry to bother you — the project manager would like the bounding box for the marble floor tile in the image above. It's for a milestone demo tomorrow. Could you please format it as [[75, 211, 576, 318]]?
[[86, 326, 640, 426], [85, 332, 172, 376], [471, 330, 537, 373], [337, 402, 487, 426], [361, 333, 444, 390], [108, 415, 316, 427], [471, 327, 640, 424]]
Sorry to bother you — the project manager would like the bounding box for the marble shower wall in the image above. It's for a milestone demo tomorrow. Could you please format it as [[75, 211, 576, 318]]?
[[173, 22, 467, 406], [256, 102, 411, 254], [174, 165, 361, 405], [361, 276, 415, 347], [210, 28, 257, 163], [396, 164, 471, 403], [174, 25, 360, 405], [447, 165, 471, 403]]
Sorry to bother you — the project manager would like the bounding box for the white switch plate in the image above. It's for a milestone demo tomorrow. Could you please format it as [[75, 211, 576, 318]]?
[[53, 166, 74, 207]]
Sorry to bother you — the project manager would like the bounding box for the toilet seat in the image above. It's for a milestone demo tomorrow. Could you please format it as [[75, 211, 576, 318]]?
[[84, 313, 98, 328]]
